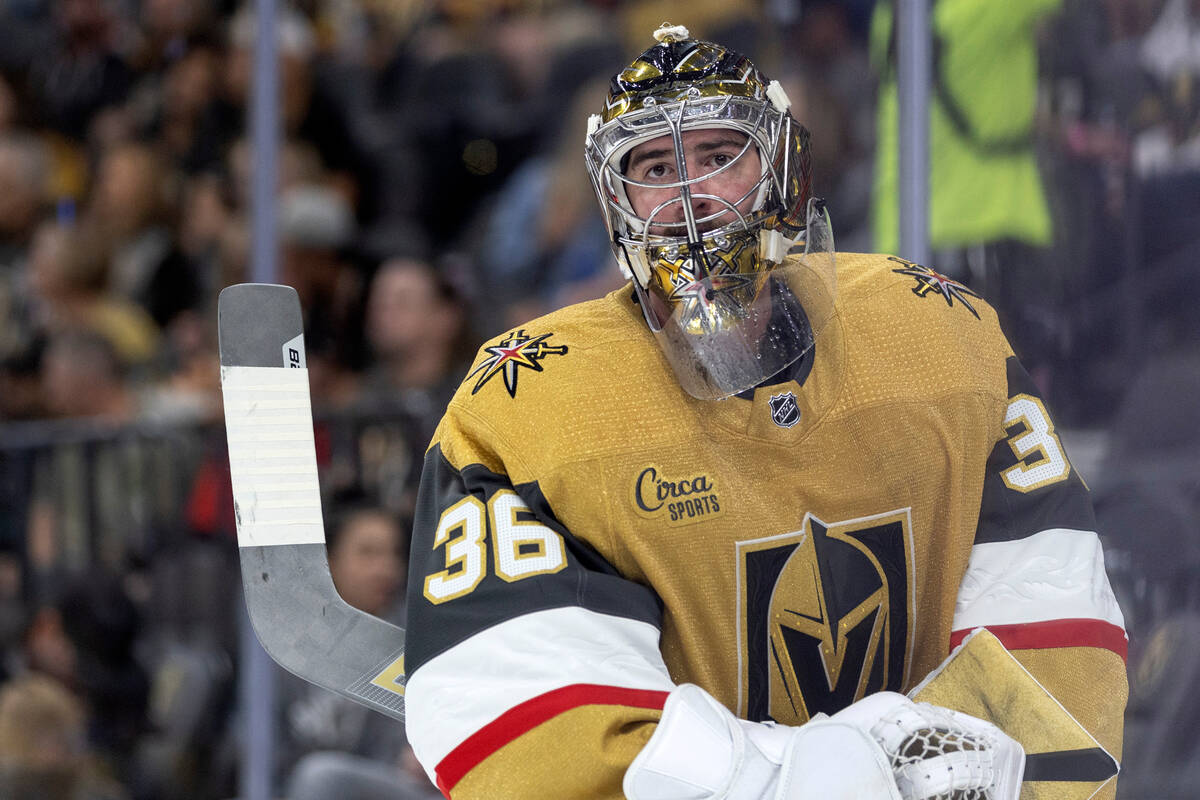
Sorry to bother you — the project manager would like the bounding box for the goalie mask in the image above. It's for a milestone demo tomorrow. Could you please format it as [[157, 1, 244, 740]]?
[[585, 24, 836, 400]]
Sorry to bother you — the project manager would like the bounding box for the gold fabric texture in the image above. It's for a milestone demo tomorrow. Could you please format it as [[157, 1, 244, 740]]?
[[449, 704, 660, 799]]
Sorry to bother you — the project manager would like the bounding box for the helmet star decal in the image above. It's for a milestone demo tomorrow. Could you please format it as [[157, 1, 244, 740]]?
[[664, 260, 755, 300], [468, 329, 569, 398], [654, 245, 763, 333], [672, 269, 760, 333], [889, 257, 982, 319]]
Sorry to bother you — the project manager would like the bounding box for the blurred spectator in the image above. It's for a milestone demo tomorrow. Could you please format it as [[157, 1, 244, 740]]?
[[27, 220, 161, 370], [224, 135, 326, 210], [176, 172, 234, 273], [221, 5, 374, 216], [149, 40, 230, 175], [15, 571, 149, 790], [870, 0, 1066, 401], [1034, 0, 1200, 422], [279, 499, 438, 800], [21, 330, 176, 624], [776, 0, 877, 252], [0, 131, 49, 271], [38, 327, 141, 421], [131, 0, 218, 75], [1, 0, 134, 141], [358, 256, 476, 432], [326, 502, 406, 621], [278, 181, 364, 407], [136, 172, 227, 423], [84, 141, 201, 331], [0, 673, 128, 800], [1130, 0, 1200, 352], [0, 132, 52, 368], [388, 3, 556, 249], [1134, 0, 1200, 175], [474, 78, 622, 328]]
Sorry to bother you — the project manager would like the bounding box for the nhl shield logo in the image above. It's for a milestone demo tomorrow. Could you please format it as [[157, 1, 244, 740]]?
[[769, 392, 800, 428]]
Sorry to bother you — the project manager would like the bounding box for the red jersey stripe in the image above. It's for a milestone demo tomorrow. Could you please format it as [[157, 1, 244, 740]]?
[[435, 683, 669, 796], [950, 618, 1128, 663]]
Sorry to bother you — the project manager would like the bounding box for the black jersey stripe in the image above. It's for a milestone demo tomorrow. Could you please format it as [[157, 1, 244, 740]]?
[[404, 444, 664, 674], [973, 358, 1096, 545]]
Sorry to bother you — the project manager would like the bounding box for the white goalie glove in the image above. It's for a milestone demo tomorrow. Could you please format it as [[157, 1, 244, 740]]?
[[623, 684, 1024, 800]]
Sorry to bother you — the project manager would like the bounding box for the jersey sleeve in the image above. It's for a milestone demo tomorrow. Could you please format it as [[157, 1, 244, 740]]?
[[402, 409, 675, 799], [953, 356, 1128, 792]]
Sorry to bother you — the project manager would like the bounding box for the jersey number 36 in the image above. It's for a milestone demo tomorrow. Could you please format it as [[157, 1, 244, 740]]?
[[423, 490, 568, 604]]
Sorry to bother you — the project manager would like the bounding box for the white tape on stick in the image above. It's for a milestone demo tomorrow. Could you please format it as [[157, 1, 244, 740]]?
[[221, 365, 325, 547]]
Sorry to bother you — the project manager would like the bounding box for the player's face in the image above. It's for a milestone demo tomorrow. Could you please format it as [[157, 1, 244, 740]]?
[[624, 128, 761, 234]]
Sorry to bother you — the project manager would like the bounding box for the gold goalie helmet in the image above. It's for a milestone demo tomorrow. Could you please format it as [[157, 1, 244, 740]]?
[[585, 24, 836, 400]]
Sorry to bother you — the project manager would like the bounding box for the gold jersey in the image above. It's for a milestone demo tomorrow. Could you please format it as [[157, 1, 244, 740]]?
[[403, 252, 1127, 799]]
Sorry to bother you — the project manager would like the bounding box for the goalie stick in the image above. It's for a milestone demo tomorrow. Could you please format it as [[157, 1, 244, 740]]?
[[218, 283, 406, 720]]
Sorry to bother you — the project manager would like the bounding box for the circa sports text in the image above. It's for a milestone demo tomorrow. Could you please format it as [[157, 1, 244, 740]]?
[[635, 466, 723, 524]]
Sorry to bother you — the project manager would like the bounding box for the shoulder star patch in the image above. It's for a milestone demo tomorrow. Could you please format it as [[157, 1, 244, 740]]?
[[468, 329, 568, 397], [889, 256, 982, 319]]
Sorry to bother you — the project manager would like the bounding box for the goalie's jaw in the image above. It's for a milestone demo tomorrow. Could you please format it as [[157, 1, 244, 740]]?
[[634, 232, 768, 335], [635, 253, 818, 401]]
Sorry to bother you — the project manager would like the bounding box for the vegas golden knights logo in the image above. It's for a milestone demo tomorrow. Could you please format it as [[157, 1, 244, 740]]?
[[736, 510, 915, 723]]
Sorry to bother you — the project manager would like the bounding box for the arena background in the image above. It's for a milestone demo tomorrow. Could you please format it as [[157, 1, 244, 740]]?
[[1, 1, 1197, 798]]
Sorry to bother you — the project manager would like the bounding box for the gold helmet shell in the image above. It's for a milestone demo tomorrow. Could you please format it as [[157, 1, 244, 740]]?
[[602, 26, 773, 123]]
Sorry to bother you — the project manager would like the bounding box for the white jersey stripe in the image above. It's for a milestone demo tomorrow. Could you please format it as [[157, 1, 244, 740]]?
[[404, 606, 675, 782], [953, 528, 1126, 633]]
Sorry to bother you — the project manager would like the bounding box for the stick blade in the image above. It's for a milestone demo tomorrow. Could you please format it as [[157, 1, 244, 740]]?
[[218, 283, 407, 720]]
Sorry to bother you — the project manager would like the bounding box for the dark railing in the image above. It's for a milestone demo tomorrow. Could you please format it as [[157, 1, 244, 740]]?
[[0, 405, 428, 799], [0, 406, 427, 580], [2, 418, 207, 577]]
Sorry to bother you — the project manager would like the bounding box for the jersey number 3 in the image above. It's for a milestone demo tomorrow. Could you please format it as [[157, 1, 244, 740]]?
[[1001, 393, 1071, 492], [423, 489, 568, 604]]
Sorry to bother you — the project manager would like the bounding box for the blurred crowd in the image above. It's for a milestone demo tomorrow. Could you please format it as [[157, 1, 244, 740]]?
[[0, 0, 1198, 798]]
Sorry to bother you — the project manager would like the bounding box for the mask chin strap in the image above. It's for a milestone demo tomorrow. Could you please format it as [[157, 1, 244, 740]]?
[[630, 274, 668, 332], [758, 227, 800, 264], [619, 239, 651, 285], [758, 197, 833, 266]]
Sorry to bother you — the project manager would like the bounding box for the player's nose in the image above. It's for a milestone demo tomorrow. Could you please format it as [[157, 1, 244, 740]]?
[[685, 185, 719, 227]]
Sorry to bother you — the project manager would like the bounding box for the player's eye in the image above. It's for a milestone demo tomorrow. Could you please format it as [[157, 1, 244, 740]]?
[[692, 151, 736, 178], [643, 163, 672, 182]]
